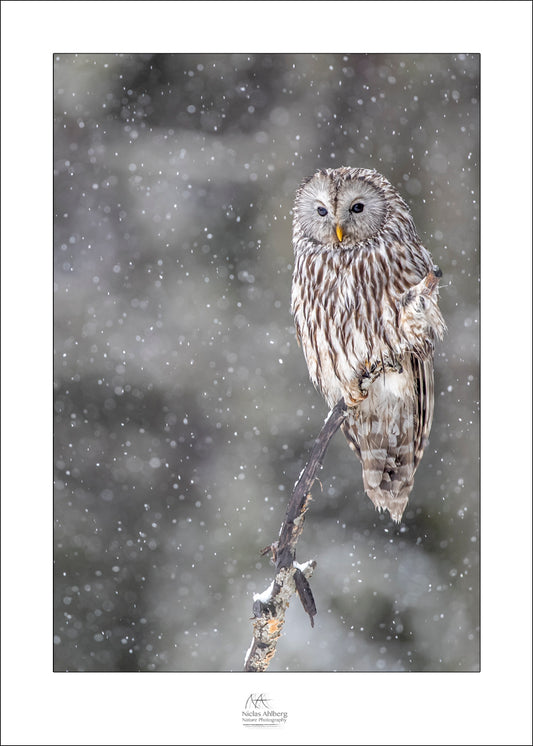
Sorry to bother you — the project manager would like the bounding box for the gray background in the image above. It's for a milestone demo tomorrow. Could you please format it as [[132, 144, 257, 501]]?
[[54, 53, 479, 672]]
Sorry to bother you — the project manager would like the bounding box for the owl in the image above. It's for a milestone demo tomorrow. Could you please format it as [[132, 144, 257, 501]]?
[[291, 167, 446, 522]]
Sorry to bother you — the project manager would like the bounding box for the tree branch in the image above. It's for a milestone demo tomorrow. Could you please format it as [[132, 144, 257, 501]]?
[[243, 398, 347, 672]]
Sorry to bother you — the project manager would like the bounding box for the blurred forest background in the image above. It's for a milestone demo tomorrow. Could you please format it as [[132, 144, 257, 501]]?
[[54, 53, 479, 672]]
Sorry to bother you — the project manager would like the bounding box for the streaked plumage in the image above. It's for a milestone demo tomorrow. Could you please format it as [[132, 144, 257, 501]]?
[[291, 167, 445, 522]]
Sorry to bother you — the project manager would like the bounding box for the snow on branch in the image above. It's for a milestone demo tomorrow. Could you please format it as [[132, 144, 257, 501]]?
[[243, 398, 347, 672]]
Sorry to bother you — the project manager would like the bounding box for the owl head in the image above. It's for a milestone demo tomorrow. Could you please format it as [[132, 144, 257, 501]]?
[[293, 167, 412, 248]]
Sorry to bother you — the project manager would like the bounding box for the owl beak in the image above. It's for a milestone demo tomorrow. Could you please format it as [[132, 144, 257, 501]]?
[[336, 224, 344, 242]]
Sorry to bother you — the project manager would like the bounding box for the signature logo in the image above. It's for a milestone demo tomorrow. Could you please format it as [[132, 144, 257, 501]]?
[[242, 693, 287, 727], [245, 693, 273, 710]]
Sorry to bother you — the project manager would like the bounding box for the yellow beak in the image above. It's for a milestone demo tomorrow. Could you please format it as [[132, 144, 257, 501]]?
[[336, 224, 343, 242]]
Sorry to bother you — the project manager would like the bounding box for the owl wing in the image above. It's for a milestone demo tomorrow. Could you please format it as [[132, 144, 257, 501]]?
[[411, 352, 435, 472]]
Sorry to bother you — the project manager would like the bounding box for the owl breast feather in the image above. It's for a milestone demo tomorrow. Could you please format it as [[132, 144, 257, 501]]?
[[291, 247, 441, 409]]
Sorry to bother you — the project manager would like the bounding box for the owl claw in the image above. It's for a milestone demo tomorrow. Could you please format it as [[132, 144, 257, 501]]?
[[345, 392, 367, 407], [423, 270, 440, 294], [350, 358, 404, 402]]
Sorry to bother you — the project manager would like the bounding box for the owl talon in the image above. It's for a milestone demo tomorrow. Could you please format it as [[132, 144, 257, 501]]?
[[345, 393, 366, 408]]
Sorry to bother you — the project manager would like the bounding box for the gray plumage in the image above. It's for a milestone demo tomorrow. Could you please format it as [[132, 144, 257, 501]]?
[[291, 167, 445, 522]]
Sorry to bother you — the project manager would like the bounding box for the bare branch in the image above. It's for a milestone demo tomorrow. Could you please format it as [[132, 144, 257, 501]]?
[[243, 398, 346, 672]]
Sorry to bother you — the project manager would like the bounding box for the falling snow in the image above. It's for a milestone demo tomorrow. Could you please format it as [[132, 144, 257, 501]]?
[[54, 52, 479, 672]]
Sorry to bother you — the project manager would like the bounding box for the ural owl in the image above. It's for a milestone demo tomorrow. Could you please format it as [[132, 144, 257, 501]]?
[[291, 167, 446, 522]]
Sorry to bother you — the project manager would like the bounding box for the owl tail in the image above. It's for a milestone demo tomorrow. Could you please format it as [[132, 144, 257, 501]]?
[[342, 397, 415, 523]]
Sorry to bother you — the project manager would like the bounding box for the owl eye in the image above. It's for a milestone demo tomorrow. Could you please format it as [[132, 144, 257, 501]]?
[[317, 206, 328, 217], [351, 203, 364, 214]]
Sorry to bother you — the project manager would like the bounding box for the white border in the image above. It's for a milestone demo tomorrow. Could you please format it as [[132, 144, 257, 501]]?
[[1, 2, 531, 745]]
